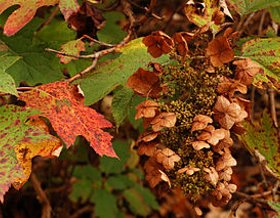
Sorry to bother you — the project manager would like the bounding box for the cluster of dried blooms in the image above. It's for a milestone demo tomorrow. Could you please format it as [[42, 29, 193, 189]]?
[[126, 28, 262, 207]]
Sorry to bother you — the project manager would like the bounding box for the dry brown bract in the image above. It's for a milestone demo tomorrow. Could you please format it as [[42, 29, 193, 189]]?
[[192, 141, 211, 151], [135, 100, 159, 120], [234, 58, 263, 85], [151, 112, 177, 132], [206, 36, 234, 67], [136, 130, 160, 145], [173, 32, 190, 58], [213, 96, 248, 130], [204, 167, 219, 186], [143, 31, 174, 58], [217, 76, 247, 96], [155, 148, 181, 170], [191, 114, 213, 132], [197, 125, 226, 146], [126, 68, 162, 98], [218, 166, 233, 181], [216, 148, 237, 171], [144, 157, 165, 188], [212, 182, 237, 207], [148, 62, 164, 76], [159, 170, 171, 187], [178, 166, 200, 175], [212, 130, 233, 154], [137, 141, 159, 156]]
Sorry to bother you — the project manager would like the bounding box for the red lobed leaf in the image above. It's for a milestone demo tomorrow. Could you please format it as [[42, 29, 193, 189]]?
[[0, 0, 59, 36], [19, 81, 117, 158]]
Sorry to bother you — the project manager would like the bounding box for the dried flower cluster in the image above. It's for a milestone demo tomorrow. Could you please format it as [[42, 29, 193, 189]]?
[[126, 29, 262, 206]]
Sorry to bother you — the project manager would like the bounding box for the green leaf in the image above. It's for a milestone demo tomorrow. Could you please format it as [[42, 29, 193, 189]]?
[[107, 174, 134, 190], [227, 0, 280, 16], [0, 18, 65, 86], [0, 105, 57, 203], [123, 188, 151, 216], [76, 37, 170, 105], [134, 185, 159, 210], [269, 201, 280, 217], [0, 54, 20, 95], [240, 110, 280, 178], [100, 140, 130, 174], [97, 11, 127, 44], [112, 86, 134, 127], [91, 189, 118, 218], [269, 6, 280, 24], [241, 37, 280, 90], [70, 179, 94, 203], [73, 165, 101, 181]]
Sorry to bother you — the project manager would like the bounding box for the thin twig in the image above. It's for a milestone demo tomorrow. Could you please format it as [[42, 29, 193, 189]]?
[[238, 12, 256, 36], [34, 6, 60, 35], [69, 205, 93, 218], [67, 56, 99, 83], [258, 10, 267, 36], [272, 180, 280, 201], [228, 199, 247, 218], [30, 173, 52, 218], [234, 191, 268, 204], [82, 35, 114, 47]]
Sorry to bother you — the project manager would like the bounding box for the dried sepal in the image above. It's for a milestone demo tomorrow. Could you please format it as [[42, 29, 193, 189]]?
[[137, 141, 159, 156], [206, 36, 234, 67], [126, 68, 162, 99], [213, 96, 247, 130], [197, 125, 226, 146], [192, 141, 211, 151], [217, 76, 247, 96], [212, 130, 233, 154], [178, 166, 200, 175], [216, 148, 237, 171], [155, 148, 181, 170], [151, 112, 176, 132], [135, 100, 159, 120], [203, 167, 219, 186], [159, 170, 171, 187], [144, 157, 165, 188], [136, 130, 160, 145], [148, 62, 164, 76], [143, 31, 174, 58], [173, 32, 189, 58], [191, 114, 213, 132], [211, 181, 237, 207], [218, 166, 233, 181], [233, 58, 263, 85]]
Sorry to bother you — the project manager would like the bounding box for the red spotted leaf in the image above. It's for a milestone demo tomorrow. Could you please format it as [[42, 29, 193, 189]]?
[[58, 38, 86, 64], [0, 0, 59, 36], [0, 105, 62, 203], [19, 81, 117, 158], [0, 0, 80, 36], [59, 0, 79, 20]]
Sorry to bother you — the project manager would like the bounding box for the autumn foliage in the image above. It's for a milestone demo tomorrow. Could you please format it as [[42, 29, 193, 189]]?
[[1, 0, 280, 217]]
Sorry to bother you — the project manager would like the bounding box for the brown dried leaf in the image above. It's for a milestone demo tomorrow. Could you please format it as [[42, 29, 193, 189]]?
[[213, 130, 233, 154], [206, 36, 234, 67], [144, 157, 164, 188], [197, 125, 226, 146], [135, 100, 159, 120], [143, 31, 174, 58], [151, 112, 176, 132], [211, 181, 236, 207], [136, 130, 160, 145], [191, 114, 213, 132], [212, 8, 225, 25]]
